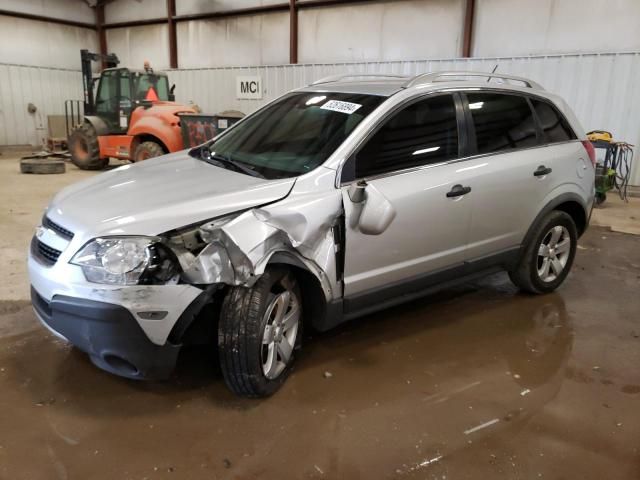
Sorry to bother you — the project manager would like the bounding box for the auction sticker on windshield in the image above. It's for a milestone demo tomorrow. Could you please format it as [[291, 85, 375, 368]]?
[[320, 100, 362, 115]]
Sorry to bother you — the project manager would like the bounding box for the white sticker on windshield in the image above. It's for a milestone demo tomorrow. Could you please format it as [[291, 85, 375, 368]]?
[[320, 100, 362, 115]]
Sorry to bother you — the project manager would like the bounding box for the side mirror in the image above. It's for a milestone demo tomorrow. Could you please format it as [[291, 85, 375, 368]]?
[[349, 181, 396, 235], [169, 84, 176, 101]]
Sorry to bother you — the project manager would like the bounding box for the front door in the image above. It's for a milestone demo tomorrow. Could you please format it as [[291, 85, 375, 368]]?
[[341, 93, 473, 304], [95, 69, 132, 134]]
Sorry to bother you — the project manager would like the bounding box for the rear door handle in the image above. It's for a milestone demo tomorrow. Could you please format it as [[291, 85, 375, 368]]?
[[534, 165, 552, 177], [446, 184, 472, 198]]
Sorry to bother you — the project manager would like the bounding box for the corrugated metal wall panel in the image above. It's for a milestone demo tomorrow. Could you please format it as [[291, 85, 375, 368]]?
[[1, 54, 638, 184], [0, 64, 83, 147], [168, 52, 640, 185]]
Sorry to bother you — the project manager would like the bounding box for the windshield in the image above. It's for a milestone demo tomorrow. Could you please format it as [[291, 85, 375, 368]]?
[[133, 72, 169, 101], [203, 92, 384, 179]]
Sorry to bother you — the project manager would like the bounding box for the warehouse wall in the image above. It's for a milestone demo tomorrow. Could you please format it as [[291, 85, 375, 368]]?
[[106, 25, 171, 71], [0, 64, 82, 147], [298, 0, 464, 63], [0, 0, 94, 23], [168, 52, 640, 186], [473, 0, 640, 57], [0, 0, 96, 70], [177, 12, 289, 68]]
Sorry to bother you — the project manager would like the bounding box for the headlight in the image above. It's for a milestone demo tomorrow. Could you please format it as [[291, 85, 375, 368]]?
[[71, 237, 178, 285]]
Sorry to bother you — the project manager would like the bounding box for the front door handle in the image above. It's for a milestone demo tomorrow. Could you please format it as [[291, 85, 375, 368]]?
[[446, 184, 472, 198], [534, 165, 552, 177]]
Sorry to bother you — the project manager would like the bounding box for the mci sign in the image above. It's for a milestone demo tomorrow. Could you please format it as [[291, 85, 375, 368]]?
[[236, 76, 263, 99]]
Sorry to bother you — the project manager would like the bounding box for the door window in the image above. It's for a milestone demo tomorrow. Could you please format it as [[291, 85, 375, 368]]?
[[466, 93, 539, 154], [530, 99, 576, 143], [95, 71, 117, 115], [355, 94, 459, 178]]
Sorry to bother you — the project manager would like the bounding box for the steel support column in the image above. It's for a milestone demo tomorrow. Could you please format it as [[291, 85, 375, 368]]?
[[462, 0, 476, 58], [167, 0, 178, 68], [290, 0, 298, 64], [96, 3, 108, 69]]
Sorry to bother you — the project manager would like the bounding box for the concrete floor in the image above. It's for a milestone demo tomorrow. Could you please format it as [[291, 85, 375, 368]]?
[[0, 153, 639, 479]]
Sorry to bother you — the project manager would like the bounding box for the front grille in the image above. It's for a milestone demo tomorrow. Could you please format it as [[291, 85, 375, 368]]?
[[31, 236, 62, 266], [43, 216, 74, 240]]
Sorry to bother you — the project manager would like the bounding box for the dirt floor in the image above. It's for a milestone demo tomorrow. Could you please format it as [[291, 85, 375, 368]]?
[[0, 153, 639, 479]]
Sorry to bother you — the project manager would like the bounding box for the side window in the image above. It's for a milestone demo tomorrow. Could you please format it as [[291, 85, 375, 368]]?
[[466, 93, 539, 155], [96, 71, 117, 114], [530, 99, 577, 143], [355, 94, 459, 178]]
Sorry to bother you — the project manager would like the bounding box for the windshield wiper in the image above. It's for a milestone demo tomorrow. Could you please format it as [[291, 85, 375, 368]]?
[[191, 146, 265, 179]]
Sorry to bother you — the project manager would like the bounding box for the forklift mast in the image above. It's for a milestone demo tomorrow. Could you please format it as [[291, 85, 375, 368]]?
[[80, 49, 119, 116]]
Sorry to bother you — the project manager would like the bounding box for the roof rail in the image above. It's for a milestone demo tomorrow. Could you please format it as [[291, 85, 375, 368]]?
[[403, 71, 544, 90], [311, 73, 408, 86]]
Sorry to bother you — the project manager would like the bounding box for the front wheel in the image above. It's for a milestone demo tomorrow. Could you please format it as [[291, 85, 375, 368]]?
[[218, 267, 302, 397], [68, 121, 108, 170], [134, 141, 165, 161], [509, 211, 578, 294]]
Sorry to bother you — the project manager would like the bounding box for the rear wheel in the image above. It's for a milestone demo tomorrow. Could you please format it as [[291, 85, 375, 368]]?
[[218, 267, 302, 398], [134, 141, 165, 161], [68, 122, 108, 170], [509, 211, 577, 294]]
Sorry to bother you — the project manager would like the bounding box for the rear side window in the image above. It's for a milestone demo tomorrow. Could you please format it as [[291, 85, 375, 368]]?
[[355, 94, 459, 178], [531, 99, 577, 143], [466, 93, 538, 155]]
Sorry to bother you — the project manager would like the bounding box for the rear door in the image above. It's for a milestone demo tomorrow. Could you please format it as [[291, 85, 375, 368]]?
[[461, 91, 551, 261]]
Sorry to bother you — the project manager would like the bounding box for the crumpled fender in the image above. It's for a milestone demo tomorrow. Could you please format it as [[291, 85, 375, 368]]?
[[180, 189, 344, 301]]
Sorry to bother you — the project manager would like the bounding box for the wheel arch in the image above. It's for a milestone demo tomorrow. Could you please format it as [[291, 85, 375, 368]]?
[[82, 115, 109, 136], [268, 252, 332, 333], [519, 193, 589, 265], [131, 133, 169, 156], [127, 114, 183, 152]]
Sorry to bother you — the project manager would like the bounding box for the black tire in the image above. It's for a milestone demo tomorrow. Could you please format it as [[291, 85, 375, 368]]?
[[509, 211, 578, 294], [68, 122, 108, 170], [20, 158, 65, 174], [134, 141, 165, 161], [218, 267, 302, 398]]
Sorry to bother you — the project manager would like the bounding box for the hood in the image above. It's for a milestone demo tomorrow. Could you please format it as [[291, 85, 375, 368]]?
[[48, 151, 296, 236], [146, 101, 195, 115]]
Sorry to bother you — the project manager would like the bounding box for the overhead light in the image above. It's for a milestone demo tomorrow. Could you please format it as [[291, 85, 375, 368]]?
[[412, 146, 440, 156], [306, 95, 326, 106], [469, 102, 484, 110]]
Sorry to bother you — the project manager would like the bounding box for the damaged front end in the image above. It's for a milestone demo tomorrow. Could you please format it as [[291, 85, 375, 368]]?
[[165, 189, 345, 306]]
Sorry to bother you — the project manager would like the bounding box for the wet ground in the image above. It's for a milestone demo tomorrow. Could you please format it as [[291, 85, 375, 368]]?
[[0, 227, 639, 479]]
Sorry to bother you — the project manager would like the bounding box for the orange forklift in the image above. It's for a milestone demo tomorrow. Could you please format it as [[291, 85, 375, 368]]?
[[68, 49, 196, 170]]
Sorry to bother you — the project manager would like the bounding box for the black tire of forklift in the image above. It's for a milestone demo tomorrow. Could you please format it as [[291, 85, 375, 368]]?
[[20, 158, 66, 174], [134, 141, 165, 161], [68, 122, 108, 170]]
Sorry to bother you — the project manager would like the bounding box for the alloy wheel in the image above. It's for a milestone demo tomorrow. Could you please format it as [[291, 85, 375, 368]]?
[[537, 225, 571, 282], [261, 285, 300, 380]]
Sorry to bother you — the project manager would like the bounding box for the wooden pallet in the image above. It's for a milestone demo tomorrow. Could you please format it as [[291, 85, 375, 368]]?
[[46, 137, 68, 153]]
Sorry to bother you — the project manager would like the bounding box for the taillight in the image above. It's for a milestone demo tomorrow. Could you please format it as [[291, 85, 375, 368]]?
[[582, 140, 596, 167]]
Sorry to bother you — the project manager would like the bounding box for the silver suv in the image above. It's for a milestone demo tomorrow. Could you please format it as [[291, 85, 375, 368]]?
[[29, 71, 595, 397]]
